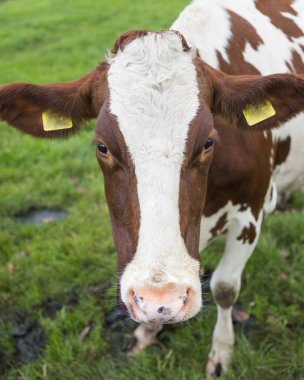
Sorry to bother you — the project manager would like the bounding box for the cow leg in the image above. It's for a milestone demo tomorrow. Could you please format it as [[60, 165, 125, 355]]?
[[128, 323, 163, 356], [205, 212, 263, 378]]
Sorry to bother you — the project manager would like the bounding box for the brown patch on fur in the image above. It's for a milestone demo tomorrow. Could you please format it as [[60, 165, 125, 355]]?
[[179, 73, 216, 261], [286, 50, 304, 74], [177, 58, 222, 261], [217, 11, 263, 75], [210, 212, 228, 239], [256, 0, 302, 41], [213, 282, 237, 309], [112, 30, 149, 54], [237, 223, 256, 244], [202, 117, 273, 220], [238, 204, 249, 212], [274, 136, 291, 167], [95, 106, 140, 275]]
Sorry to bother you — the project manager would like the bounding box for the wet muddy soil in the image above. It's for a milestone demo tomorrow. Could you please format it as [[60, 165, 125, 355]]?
[[15, 207, 68, 225], [0, 272, 264, 376]]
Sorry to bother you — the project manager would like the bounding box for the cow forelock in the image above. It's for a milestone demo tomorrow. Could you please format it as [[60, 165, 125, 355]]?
[[106, 31, 203, 318]]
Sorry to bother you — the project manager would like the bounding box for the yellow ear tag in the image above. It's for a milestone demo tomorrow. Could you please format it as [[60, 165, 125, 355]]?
[[242, 100, 276, 126], [42, 111, 73, 131]]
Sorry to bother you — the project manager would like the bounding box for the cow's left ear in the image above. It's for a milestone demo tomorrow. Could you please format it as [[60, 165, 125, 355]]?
[[204, 63, 304, 131]]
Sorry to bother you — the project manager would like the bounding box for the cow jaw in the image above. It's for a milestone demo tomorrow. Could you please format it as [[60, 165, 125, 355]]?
[[107, 31, 201, 323]]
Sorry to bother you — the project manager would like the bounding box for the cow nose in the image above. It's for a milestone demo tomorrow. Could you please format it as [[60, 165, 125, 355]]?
[[127, 285, 194, 324]]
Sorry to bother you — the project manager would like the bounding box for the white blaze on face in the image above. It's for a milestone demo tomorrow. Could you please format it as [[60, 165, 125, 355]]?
[[107, 32, 201, 311]]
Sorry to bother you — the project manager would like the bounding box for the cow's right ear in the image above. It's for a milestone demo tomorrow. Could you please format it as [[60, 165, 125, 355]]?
[[0, 63, 108, 138]]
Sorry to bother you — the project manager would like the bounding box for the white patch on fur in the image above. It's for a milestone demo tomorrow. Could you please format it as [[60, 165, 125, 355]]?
[[200, 201, 262, 251], [108, 32, 201, 319], [241, 9, 304, 75], [205, 205, 263, 375], [172, 0, 304, 73], [171, 0, 232, 68], [272, 114, 304, 198], [206, 306, 234, 377], [264, 180, 277, 214], [210, 206, 263, 293]]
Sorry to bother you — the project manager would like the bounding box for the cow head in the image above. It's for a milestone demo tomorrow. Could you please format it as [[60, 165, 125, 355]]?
[[1, 30, 304, 324]]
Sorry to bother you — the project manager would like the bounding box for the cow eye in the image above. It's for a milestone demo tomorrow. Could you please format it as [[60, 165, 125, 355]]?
[[97, 143, 109, 156], [204, 138, 214, 150]]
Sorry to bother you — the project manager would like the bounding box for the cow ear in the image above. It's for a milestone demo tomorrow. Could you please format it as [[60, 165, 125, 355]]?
[[204, 63, 304, 131], [0, 63, 108, 138]]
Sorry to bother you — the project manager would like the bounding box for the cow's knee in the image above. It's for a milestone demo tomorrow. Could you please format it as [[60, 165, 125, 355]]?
[[212, 281, 238, 309]]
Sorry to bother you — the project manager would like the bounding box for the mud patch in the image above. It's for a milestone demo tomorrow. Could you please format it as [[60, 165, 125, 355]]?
[[0, 288, 80, 376], [86, 282, 137, 355], [39, 298, 64, 319], [104, 305, 136, 355], [16, 207, 67, 224], [0, 311, 46, 376], [39, 288, 78, 319], [12, 314, 45, 362]]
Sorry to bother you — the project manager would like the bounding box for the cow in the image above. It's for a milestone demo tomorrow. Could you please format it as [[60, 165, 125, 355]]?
[[0, 0, 304, 377]]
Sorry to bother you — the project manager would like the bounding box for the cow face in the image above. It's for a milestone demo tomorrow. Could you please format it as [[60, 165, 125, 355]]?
[[95, 31, 217, 323], [1, 30, 304, 324]]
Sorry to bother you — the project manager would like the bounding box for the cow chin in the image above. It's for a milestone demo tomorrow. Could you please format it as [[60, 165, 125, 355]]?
[[120, 257, 202, 324]]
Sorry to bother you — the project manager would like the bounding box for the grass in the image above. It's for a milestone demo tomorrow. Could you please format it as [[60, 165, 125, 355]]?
[[0, 0, 304, 379]]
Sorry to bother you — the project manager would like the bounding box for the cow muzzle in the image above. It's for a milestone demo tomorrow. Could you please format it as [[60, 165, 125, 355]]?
[[126, 284, 198, 324]]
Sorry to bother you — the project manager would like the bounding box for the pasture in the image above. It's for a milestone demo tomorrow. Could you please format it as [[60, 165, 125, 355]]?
[[0, 0, 304, 379]]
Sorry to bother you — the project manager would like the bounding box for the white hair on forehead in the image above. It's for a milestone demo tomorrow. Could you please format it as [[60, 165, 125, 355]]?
[[108, 28, 201, 314], [107, 31, 198, 131], [106, 31, 196, 68]]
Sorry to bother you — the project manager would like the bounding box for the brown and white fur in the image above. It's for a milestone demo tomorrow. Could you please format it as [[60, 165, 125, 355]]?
[[0, 1, 304, 378], [172, 1, 304, 376]]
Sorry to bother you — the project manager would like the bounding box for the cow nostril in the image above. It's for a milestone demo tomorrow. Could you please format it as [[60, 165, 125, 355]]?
[[158, 306, 165, 314], [134, 294, 144, 305], [179, 288, 192, 305]]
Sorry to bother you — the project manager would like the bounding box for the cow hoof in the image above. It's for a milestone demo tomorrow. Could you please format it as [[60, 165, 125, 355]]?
[[205, 354, 227, 378]]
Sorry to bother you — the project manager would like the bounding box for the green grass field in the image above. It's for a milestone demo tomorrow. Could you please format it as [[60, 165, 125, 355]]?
[[0, 1, 304, 379]]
